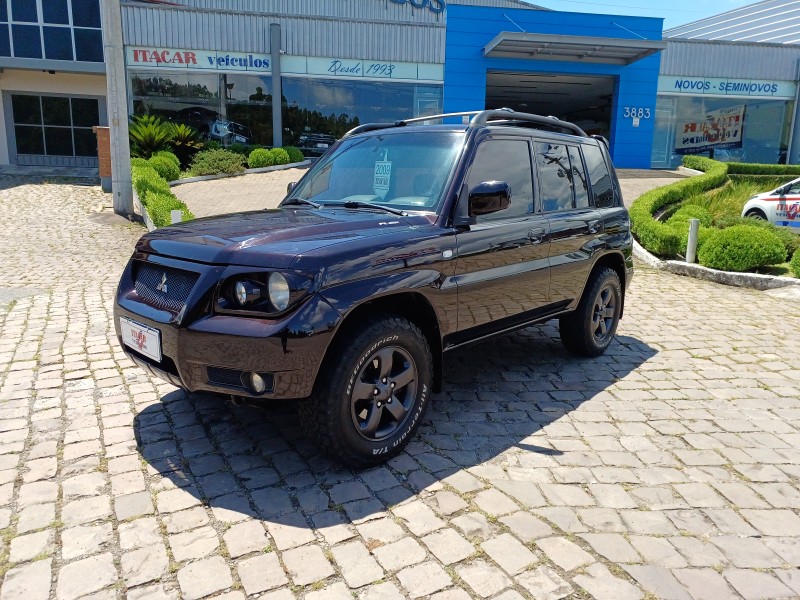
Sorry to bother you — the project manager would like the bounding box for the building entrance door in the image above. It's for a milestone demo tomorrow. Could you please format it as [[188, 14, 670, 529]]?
[[485, 71, 616, 140]]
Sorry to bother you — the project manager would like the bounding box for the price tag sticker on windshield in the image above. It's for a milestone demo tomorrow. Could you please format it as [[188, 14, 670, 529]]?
[[373, 161, 391, 198]]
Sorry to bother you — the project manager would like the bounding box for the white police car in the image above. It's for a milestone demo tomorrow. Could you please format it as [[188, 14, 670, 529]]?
[[742, 177, 800, 230]]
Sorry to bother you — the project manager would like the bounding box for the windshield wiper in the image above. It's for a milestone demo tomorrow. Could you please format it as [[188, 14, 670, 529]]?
[[332, 201, 407, 217], [281, 197, 322, 209]]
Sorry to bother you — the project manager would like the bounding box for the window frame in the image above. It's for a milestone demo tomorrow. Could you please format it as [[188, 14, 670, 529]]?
[[3, 90, 106, 166], [463, 133, 537, 223]]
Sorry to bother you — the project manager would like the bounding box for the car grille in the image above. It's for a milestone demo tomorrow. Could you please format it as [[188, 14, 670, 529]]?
[[207, 366, 274, 393], [134, 262, 199, 313]]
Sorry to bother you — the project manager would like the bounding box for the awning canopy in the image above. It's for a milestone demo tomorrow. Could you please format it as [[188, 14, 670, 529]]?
[[482, 32, 667, 65]]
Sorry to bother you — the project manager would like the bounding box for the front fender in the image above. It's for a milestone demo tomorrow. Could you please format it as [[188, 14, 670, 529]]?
[[320, 270, 457, 339]]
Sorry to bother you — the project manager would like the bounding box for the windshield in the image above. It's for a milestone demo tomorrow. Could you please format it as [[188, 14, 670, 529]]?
[[287, 131, 465, 213]]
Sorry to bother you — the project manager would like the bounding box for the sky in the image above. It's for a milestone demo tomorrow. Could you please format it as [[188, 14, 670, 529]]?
[[523, 0, 754, 29]]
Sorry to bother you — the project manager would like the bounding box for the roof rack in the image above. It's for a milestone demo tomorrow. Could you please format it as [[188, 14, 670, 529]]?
[[342, 108, 587, 139]]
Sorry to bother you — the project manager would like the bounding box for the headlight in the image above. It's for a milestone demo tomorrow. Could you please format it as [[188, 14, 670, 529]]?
[[268, 273, 290, 311], [219, 271, 314, 315], [233, 280, 261, 306]]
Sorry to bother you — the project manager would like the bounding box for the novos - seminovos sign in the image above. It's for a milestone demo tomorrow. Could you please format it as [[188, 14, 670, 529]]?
[[389, 0, 446, 14]]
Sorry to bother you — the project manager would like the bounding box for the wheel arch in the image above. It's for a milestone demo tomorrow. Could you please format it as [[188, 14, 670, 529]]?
[[588, 251, 628, 318], [322, 292, 444, 393], [744, 207, 768, 220]]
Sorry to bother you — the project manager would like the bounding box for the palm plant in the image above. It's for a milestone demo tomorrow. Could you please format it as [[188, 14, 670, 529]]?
[[129, 115, 174, 159], [168, 122, 204, 168]]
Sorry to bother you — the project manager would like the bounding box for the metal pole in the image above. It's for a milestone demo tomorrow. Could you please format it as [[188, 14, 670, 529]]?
[[686, 218, 700, 263], [100, 0, 133, 215], [270, 23, 283, 149]]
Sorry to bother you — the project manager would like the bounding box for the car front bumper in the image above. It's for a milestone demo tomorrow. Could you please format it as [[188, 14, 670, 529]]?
[[114, 254, 340, 400]]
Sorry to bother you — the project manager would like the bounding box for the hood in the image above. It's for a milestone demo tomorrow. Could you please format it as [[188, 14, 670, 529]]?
[[136, 208, 425, 267]]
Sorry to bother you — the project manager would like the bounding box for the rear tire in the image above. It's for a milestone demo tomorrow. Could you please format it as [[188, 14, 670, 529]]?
[[559, 267, 622, 357], [298, 315, 433, 468]]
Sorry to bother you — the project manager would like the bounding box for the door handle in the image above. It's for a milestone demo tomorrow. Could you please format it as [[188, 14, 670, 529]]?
[[527, 228, 546, 244], [588, 220, 602, 234]]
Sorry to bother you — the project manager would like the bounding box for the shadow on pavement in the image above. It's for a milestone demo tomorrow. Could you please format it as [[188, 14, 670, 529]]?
[[134, 324, 657, 532]]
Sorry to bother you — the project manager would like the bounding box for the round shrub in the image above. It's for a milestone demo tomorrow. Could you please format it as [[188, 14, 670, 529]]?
[[269, 147, 290, 165], [715, 216, 800, 260], [698, 225, 786, 272], [667, 204, 713, 228], [248, 148, 275, 169], [153, 150, 180, 170], [791, 248, 800, 277], [189, 149, 246, 176], [147, 155, 180, 182], [284, 146, 305, 163], [131, 157, 149, 169]]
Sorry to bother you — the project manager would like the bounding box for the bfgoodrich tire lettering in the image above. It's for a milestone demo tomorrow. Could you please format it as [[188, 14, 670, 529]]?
[[298, 315, 433, 468], [559, 267, 622, 357]]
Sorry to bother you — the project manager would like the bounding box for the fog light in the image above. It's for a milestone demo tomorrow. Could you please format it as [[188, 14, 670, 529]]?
[[235, 281, 248, 305], [249, 372, 266, 394]]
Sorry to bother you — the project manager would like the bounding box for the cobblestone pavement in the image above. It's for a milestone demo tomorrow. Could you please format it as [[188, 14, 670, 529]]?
[[2, 174, 800, 600]]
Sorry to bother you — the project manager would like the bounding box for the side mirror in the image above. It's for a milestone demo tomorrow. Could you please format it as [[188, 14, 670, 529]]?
[[468, 181, 511, 217], [287, 182, 297, 194]]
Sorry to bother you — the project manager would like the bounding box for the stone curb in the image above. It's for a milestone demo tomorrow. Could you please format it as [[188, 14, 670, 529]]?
[[633, 239, 800, 291], [131, 188, 156, 232], [169, 160, 312, 187]]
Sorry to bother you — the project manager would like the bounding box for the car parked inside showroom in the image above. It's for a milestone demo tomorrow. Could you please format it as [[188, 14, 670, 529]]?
[[114, 109, 633, 466], [742, 176, 800, 230]]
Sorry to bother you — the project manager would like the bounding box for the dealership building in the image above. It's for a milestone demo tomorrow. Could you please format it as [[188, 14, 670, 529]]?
[[0, 0, 799, 174]]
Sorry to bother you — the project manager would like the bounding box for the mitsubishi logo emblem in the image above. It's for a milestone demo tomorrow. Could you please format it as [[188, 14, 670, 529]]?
[[156, 273, 168, 294]]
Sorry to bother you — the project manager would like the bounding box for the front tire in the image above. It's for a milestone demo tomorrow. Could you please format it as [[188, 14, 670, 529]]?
[[298, 315, 433, 468], [559, 267, 622, 357], [745, 209, 767, 221]]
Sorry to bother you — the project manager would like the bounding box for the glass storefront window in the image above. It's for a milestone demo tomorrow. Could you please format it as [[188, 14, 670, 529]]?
[[130, 71, 273, 147], [131, 71, 443, 152], [651, 94, 794, 168], [282, 77, 442, 154]]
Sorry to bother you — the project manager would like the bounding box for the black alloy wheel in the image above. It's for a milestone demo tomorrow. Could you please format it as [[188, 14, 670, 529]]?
[[591, 283, 617, 344], [350, 346, 417, 441]]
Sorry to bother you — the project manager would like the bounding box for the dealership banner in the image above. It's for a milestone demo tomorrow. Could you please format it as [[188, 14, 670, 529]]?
[[126, 47, 271, 72], [675, 105, 746, 155]]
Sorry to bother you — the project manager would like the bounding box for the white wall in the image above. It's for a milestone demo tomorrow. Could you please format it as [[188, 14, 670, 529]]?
[[0, 70, 107, 165]]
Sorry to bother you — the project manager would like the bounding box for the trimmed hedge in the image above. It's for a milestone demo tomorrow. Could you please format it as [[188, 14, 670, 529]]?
[[145, 192, 194, 228], [269, 147, 290, 165], [131, 163, 194, 228], [285, 146, 305, 163], [189, 148, 246, 176], [629, 156, 728, 256], [248, 148, 274, 169], [726, 162, 800, 176], [147, 155, 180, 182], [698, 225, 786, 272], [791, 248, 800, 277], [715, 215, 800, 260]]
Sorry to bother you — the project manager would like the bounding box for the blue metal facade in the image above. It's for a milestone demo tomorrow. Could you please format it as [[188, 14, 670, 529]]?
[[444, 5, 664, 168]]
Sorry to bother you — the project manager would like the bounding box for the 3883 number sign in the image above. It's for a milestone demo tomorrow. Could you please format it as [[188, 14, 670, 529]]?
[[623, 107, 651, 119]]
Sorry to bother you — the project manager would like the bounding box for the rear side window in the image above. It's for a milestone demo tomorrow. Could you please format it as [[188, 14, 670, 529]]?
[[466, 138, 534, 221], [534, 142, 573, 212], [582, 144, 615, 208], [567, 146, 590, 209]]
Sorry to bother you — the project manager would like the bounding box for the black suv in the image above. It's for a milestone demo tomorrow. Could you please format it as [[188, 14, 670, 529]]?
[[115, 109, 633, 466]]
